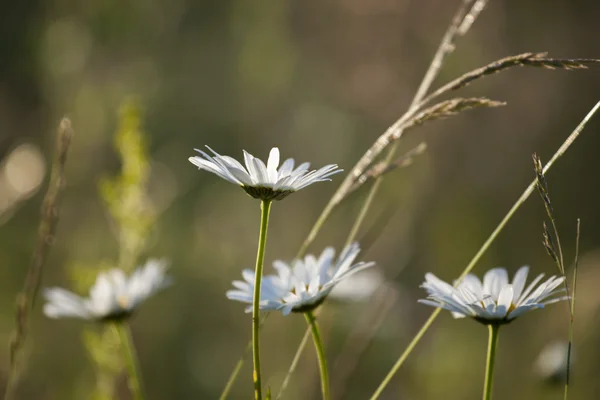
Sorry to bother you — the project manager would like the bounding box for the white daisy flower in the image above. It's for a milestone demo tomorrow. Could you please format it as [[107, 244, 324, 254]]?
[[226, 243, 375, 315], [419, 266, 568, 324], [534, 341, 572, 384], [329, 268, 385, 303], [43, 259, 171, 321], [188, 146, 342, 201]]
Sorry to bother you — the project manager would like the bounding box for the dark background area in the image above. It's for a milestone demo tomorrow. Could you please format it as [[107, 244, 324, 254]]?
[[1, 0, 600, 399]]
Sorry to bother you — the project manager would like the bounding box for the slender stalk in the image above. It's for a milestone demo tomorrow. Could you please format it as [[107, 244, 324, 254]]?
[[252, 200, 272, 400], [275, 327, 312, 400], [369, 102, 600, 399], [219, 315, 270, 400], [345, 164, 390, 247], [549, 217, 566, 274], [4, 118, 73, 400], [115, 322, 145, 400], [220, 340, 252, 400], [564, 219, 581, 400], [482, 324, 500, 400], [305, 311, 330, 400], [369, 309, 440, 400], [332, 286, 398, 400]]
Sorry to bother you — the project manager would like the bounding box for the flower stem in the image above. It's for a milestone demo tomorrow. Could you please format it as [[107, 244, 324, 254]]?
[[482, 324, 500, 400], [252, 200, 272, 400], [115, 322, 145, 400], [305, 310, 330, 400]]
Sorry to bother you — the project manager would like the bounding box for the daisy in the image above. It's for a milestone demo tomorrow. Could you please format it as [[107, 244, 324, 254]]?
[[329, 268, 385, 303], [188, 146, 342, 201], [534, 341, 572, 384], [226, 242, 375, 315], [419, 266, 568, 324], [419, 266, 568, 400], [43, 259, 171, 321]]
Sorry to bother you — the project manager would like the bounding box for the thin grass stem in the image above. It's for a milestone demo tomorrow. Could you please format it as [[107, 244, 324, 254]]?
[[4, 118, 73, 400], [219, 340, 252, 400], [549, 217, 566, 274], [275, 327, 311, 400], [331, 286, 398, 400], [564, 219, 580, 400], [219, 315, 270, 400]]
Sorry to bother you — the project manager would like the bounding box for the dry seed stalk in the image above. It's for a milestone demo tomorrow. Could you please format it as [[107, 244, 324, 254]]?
[[5, 118, 73, 399]]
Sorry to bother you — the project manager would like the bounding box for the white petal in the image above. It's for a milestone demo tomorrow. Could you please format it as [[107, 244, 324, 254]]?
[[43, 288, 91, 319], [422, 273, 456, 297], [457, 274, 483, 299], [495, 285, 514, 318], [483, 268, 508, 301], [243, 150, 260, 184], [266, 148, 280, 182], [517, 273, 545, 304], [251, 158, 270, 185], [278, 158, 295, 177], [511, 266, 529, 303], [507, 304, 541, 319]]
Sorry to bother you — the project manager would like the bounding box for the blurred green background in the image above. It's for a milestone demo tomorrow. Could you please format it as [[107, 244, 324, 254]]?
[[1, 0, 600, 399]]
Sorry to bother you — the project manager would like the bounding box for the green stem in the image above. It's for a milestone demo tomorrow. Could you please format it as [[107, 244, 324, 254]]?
[[275, 326, 312, 400], [369, 101, 600, 400], [305, 311, 330, 400], [564, 219, 581, 400], [115, 322, 145, 400], [344, 147, 397, 248], [219, 315, 271, 400], [483, 324, 500, 400], [252, 200, 272, 400], [368, 309, 440, 400], [219, 341, 250, 400]]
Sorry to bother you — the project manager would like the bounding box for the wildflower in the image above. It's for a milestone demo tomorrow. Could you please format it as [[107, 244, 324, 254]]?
[[330, 268, 384, 302], [188, 146, 342, 201], [43, 259, 171, 321], [419, 266, 568, 324], [534, 341, 572, 384], [226, 243, 375, 315]]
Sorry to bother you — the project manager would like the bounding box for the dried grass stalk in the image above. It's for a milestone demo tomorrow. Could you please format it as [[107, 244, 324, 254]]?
[[403, 97, 506, 131], [422, 53, 600, 106], [5, 118, 73, 399]]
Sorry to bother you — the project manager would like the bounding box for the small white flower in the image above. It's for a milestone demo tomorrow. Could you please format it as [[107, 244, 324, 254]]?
[[419, 266, 568, 324], [43, 259, 171, 321], [188, 146, 342, 201], [329, 269, 384, 302], [226, 243, 375, 315], [534, 341, 572, 384]]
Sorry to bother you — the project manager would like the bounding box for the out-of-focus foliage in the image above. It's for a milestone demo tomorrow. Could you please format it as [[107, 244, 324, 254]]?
[[1, 0, 600, 399], [98, 100, 154, 271], [69, 101, 155, 400]]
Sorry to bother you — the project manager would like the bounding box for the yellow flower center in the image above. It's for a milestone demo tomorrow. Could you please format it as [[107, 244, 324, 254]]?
[[117, 295, 129, 309]]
